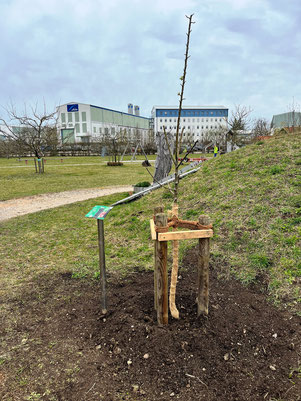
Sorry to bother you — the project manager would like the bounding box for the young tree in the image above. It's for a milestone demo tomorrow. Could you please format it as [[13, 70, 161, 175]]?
[[155, 14, 195, 320], [0, 102, 57, 172]]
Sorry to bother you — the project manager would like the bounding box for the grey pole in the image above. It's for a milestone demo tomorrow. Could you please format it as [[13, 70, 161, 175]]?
[[97, 219, 107, 314]]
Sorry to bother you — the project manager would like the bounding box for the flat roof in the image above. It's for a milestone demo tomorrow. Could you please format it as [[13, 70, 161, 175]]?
[[58, 102, 150, 120], [152, 105, 228, 110]]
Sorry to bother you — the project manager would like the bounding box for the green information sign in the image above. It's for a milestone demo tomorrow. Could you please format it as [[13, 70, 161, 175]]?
[[85, 205, 113, 220]]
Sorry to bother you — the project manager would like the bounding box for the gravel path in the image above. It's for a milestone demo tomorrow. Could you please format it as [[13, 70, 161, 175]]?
[[0, 186, 133, 222]]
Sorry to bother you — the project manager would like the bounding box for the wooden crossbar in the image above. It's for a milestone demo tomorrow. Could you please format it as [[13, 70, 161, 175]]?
[[150, 220, 213, 241], [158, 229, 213, 241]]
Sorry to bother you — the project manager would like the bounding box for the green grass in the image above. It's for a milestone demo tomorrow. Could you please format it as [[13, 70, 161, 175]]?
[[0, 153, 208, 201], [0, 157, 156, 200], [0, 134, 300, 312]]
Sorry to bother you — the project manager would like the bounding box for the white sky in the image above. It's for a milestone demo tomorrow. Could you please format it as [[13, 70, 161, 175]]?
[[1, 0, 300, 122]]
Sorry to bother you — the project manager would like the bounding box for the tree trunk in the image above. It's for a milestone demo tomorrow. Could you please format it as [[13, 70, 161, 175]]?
[[153, 132, 174, 183]]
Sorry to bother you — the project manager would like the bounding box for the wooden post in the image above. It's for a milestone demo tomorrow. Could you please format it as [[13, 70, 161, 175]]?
[[197, 215, 210, 316], [97, 219, 107, 314], [34, 158, 38, 173], [154, 212, 168, 325], [169, 204, 180, 319], [154, 206, 164, 310]]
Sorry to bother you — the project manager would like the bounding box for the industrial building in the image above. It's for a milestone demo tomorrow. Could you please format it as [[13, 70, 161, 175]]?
[[57, 102, 151, 144], [271, 111, 301, 132], [151, 105, 228, 141]]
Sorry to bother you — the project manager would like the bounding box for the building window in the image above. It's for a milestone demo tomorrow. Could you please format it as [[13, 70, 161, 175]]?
[[197, 126, 199, 129], [75, 112, 79, 122], [68, 113, 72, 123], [82, 112, 86, 122], [99, 127, 102, 133], [61, 113, 66, 123], [75, 123, 80, 133], [82, 123, 87, 133], [160, 119, 162, 122], [93, 127, 96, 133], [187, 118, 190, 122], [160, 126, 163, 130], [105, 128, 109, 135], [183, 119, 186, 122], [165, 119, 167, 122]]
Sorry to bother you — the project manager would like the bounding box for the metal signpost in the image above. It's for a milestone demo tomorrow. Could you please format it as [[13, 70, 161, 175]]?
[[86, 205, 113, 314]]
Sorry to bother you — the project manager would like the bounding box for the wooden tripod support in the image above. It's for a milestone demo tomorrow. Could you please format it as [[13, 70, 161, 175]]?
[[150, 208, 213, 325]]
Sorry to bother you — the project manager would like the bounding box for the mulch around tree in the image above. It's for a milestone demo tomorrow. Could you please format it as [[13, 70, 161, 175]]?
[[1, 248, 300, 401]]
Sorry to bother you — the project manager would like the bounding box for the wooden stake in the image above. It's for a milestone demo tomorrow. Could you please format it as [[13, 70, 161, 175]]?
[[154, 212, 168, 325], [197, 215, 210, 316], [169, 204, 180, 319], [97, 219, 107, 314], [153, 207, 164, 310]]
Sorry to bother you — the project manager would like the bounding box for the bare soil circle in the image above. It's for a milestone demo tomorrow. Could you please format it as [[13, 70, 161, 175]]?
[[1, 248, 300, 401]]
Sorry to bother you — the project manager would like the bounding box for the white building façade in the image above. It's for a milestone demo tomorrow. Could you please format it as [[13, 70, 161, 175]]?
[[151, 105, 228, 142], [57, 102, 151, 144]]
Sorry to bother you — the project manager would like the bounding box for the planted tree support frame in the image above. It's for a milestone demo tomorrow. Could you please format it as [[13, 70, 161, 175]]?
[[150, 209, 213, 325]]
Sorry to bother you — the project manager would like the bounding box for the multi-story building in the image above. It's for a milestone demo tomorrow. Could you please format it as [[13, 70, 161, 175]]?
[[57, 102, 151, 144], [151, 105, 228, 142]]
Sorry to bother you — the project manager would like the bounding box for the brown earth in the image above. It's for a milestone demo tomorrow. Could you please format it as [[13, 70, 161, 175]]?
[[1, 248, 300, 401]]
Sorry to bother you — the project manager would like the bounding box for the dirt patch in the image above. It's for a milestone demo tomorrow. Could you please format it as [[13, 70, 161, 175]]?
[[0, 186, 133, 221], [1, 248, 300, 401]]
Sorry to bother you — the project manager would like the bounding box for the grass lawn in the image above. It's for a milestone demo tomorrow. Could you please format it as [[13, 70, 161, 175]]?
[[1, 133, 300, 312], [0, 157, 154, 201], [0, 153, 209, 201]]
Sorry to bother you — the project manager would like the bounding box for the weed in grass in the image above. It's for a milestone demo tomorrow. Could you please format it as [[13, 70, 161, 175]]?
[[270, 165, 283, 175], [26, 392, 42, 400], [162, 191, 173, 199], [184, 209, 199, 219], [249, 253, 272, 269]]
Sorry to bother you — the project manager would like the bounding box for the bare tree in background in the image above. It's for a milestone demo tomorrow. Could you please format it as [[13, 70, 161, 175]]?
[[0, 102, 57, 173], [228, 104, 252, 131], [102, 128, 127, 164], [252, 118, 270, 138]]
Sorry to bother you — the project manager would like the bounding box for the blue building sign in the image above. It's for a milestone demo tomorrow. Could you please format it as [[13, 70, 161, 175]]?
[[67, 104, 79, 112]]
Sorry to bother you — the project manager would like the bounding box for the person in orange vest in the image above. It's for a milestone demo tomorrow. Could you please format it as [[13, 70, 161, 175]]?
[[214, 145, 218, 157]]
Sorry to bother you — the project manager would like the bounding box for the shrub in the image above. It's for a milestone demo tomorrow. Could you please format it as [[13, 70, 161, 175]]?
[[134, 181, 151, 188], [107, 161, 123, 166]]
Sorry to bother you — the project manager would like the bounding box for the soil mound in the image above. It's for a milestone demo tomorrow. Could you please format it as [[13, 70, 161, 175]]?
[[1, 249, 300, 401]]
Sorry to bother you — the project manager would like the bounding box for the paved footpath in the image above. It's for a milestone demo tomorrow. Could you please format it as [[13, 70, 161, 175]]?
[[0, 186, 133, 222]]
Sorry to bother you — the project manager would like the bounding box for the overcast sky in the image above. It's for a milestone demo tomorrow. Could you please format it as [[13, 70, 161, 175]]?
[[1, 0, 300, 122]]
